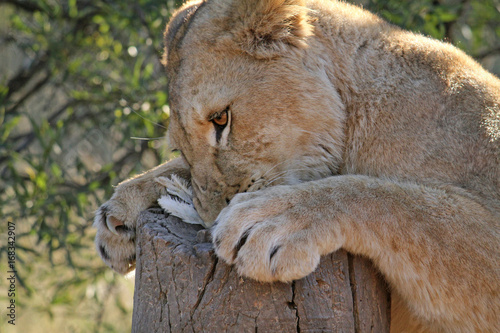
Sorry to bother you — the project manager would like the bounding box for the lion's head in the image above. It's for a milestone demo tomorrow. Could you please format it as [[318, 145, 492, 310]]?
[[163, 0, 346, 223]]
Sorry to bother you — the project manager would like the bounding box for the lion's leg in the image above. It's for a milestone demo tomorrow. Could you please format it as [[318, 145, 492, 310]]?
[[212, 175, 499, 332], [93, 157, 190, 274], [332, 176, 499, 332], [391, 292, 438, 333]]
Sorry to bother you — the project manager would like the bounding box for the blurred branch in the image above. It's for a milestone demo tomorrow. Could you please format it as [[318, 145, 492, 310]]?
[[1, 130, 147, 189], [5, 52, 49, 100], [0, 35, 17, 45], [1, 0, 104, 21], [475, 45, 500, 60], [0, 100, 76, 167], [0, 0, 43, 13], [5, 71, 51, 115]]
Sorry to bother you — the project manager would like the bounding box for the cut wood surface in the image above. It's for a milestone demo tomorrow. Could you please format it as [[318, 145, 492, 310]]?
[[132, 209, 390, 332]]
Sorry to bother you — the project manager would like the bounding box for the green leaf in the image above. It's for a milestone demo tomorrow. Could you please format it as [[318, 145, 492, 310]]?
[[0, 115, 21, 142]]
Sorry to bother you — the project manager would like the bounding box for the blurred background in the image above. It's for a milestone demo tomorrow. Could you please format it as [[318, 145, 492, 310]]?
[[0, 0, 498, 332]]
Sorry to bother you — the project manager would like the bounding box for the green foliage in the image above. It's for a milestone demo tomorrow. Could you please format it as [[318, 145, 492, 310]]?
[[356, 0, 500, 70], [0, 0, 498, 332], [0, 0, 183, 331]]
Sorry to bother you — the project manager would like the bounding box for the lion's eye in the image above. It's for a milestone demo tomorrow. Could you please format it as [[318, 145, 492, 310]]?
[[209, 107, 231, 145], [211, 108, 229, 127]]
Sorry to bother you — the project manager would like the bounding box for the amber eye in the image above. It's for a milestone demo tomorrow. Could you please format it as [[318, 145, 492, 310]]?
[[211, 108, 229, 127]]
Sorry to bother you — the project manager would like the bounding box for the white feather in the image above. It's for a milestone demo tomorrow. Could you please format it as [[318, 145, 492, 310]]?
[[156, 175, 194, 204], [155, 175, 206, 227], [158, 196, 206, 227]]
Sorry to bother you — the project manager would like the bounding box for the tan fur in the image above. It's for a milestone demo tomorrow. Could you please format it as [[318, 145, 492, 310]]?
[[94, 0, 500, 331], [93, 157, 190, 273]]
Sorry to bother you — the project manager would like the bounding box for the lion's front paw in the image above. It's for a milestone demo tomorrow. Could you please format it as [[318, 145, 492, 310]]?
[[211, 188, 323, 282], [93, 199, 138, 274]]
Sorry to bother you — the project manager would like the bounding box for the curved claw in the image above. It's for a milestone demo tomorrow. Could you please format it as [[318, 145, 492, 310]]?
[[106, 215, 125, 236]]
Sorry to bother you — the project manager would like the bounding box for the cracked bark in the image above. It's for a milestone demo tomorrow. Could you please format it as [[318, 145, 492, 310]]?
[[132, 210, 390, 332]]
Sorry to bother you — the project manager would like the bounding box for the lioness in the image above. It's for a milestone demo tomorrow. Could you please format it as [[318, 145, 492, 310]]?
[[94, 0, 500, 331]]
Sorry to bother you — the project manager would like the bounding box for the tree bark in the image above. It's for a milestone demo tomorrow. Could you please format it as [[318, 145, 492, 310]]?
[[132, 209, 391, 332]]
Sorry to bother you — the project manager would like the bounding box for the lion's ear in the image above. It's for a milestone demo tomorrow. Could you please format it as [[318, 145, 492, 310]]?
[[225, 0, 313, 58]]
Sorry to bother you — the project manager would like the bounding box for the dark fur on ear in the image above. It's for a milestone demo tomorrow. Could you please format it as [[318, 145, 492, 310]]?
[[225, 0, 313, 59], [162, 0, 205, 72]]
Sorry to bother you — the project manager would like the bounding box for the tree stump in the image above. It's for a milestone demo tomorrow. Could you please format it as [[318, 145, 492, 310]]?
[[132, 209, 391, 332]]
